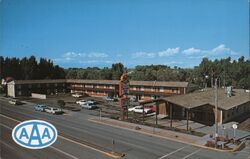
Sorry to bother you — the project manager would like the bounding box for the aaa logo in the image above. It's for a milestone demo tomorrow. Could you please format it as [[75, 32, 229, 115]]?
[[12, 120, 57, 149]]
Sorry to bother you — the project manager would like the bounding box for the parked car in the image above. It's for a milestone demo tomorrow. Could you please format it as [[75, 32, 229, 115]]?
[[9, 99, 22, 105], [76, 100, 87, 105], [76, 100, 96, 105], [144, 105, 156, 112], [72, 94, 83, 98], [128, 105, 152, 114], [103, 96, 117, 102], [130, 96, 137, 102], [45, 107, 64, 114], [34, 104, 48, 112], [80, 103, 97, 110]]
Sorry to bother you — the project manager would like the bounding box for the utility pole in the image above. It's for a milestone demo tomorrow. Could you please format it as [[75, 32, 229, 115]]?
[[214, 78, 218, 148]]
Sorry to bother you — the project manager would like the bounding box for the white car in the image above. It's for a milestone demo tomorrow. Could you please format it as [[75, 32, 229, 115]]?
[[80, 103, 97, 109], [76, 100, 87, 105], [128, 105, 152, 114], [76, 100, 96, 105], [45, 107, 64, 114], [72, 94, 83, 98]]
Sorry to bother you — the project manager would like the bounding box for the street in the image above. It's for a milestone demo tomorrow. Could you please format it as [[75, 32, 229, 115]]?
[[0, 97, 249, 159]]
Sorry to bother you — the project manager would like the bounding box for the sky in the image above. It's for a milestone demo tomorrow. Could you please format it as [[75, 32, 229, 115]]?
[[0, 0, 249, 68]]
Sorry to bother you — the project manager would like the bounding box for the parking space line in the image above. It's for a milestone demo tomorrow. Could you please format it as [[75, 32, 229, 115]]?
[[0, 114, 20, 123], [158, 146, 187, 159], [0, 123, 13, 130], [181, 149, 201, 159], [49, 146, 79, 159]]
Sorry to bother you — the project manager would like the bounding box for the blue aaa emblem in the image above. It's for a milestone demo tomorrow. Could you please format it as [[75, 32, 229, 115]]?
[[12, 120, 57, 149]]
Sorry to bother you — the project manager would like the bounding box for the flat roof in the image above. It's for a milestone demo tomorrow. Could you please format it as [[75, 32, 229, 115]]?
[[67, 79, 188, 87], [162, 88, 250, 110], [8, 79, 66, 84], [8, 79, 189, 88]]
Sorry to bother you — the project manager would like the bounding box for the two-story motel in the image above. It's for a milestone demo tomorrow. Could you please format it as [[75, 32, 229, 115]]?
[[7, 79, 194, 100]]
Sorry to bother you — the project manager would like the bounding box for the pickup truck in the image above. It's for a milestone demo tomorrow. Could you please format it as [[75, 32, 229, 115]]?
[[72, 94, 83, 98], [80, 103, 97, 110], [103, 96, 118, 102], [45, 107, 64, 115], [128, 105, 152, 114], [9, 99, 22, 105], [34, 104, 48, 112], [76, 100, 96, 105]]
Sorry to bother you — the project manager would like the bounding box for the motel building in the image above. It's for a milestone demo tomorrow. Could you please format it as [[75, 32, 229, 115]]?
[[6, 79, 193, 100], [142, 88, 250, 127], [6, 79, 250, 126]]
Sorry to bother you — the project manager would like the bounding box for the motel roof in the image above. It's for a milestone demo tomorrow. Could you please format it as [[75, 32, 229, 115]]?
[[8, 79, 67, 84], [161, 88, 250, 110], [8, 79, 189, 88], [67, 79, 189, 87]]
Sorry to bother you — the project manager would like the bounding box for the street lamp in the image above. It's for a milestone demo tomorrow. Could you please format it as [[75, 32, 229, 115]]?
[[204, 75, 209, 90], [214, 78, 218, 148]]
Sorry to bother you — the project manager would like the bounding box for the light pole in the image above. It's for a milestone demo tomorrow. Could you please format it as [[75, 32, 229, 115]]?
[[214, 78, 218, 148], [205, 75, 209, 90]]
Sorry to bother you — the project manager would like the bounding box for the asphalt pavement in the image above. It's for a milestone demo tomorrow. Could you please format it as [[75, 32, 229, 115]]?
[[0, 97, 249, 159]]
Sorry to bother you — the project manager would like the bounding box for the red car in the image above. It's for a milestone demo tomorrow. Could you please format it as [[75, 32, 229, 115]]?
[[144, 105, 156, 112]]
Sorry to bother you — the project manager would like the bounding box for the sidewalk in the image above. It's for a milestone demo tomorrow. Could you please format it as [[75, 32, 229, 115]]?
[[89, 117, 201, 145], [89, 117, 247, 152]]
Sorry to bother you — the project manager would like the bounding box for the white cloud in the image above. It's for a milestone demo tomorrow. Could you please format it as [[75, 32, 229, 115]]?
[[133, 52, 156, 58], [63, 52, 86, 58], [182, 48, 201, 55], [88, 52, 108, 58], [208, 44, 231, 55], [158, 47, 180, 57], [132, 47, 180, 58], [55, 51, 109, 64], [184, 44, 240, 58]]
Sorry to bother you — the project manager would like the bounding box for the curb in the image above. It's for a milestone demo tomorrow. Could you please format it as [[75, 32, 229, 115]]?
[[89, 118, 196, 145], [89, 118, 236, 153]]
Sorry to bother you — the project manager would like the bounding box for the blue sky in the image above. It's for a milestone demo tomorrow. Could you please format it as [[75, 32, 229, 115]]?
[[0, 0, 249, 68]]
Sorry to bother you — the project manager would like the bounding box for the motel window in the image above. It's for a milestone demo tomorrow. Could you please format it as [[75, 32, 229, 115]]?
[[172, 87, 177, 93], [236, 107, 239, 113], [18, 85, 21, 89], [160, 87, 164, 92]]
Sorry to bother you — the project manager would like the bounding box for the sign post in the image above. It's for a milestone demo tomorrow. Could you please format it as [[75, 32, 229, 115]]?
[[119, 73, 130, 120], [232, 124, 237, 142], [112, 139, 115, 152]]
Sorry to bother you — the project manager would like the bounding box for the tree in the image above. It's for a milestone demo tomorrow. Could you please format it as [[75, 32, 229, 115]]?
[[111, 63, 124, 80]]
